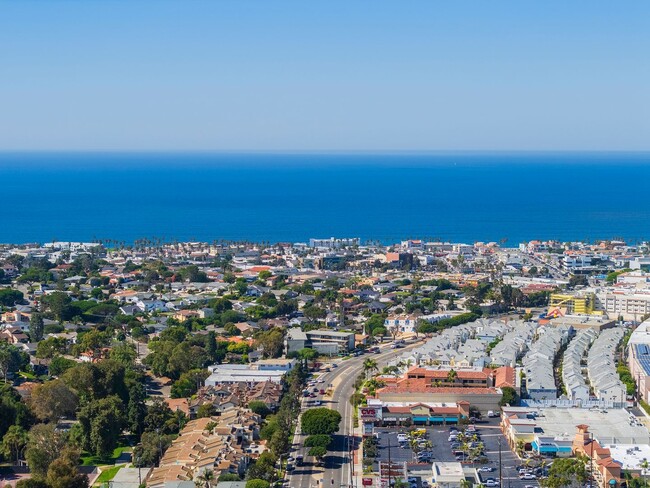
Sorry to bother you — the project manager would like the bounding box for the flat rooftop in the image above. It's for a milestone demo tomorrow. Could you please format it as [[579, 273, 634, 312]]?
[[605, 444, 650, 470], [535, 408, 650, 444], [432, 462, 464, 482]]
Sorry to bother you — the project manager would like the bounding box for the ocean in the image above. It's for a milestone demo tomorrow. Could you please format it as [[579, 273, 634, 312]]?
[[1, 152, 649, 245]]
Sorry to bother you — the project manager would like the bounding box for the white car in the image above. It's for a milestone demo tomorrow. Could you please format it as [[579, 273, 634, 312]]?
[[485, 481, 499, 487], [520, 473, 536, 480]]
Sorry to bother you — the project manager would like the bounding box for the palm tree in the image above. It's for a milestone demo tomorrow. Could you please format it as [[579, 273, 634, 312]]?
[[446, 368, 458, 384], [641, 460, 649, 487], [194, 469, 215, 488], [363, 358, 378, 379]]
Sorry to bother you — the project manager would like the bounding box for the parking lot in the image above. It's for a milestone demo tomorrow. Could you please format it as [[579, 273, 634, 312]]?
[[373, 417, 541, 487]]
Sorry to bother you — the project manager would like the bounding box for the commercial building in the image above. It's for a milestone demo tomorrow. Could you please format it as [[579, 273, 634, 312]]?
[[361, 399, 470, 428], [205, 359, 296, 386], [630, 257, 650, 272], [285, 327, 355, 355], [627, 321, 650, 402], [501, 406, 650, 454], [548, 315, 615, 332], [598, 290, 650, 321], [375, 381, 502, 415], [548, 292, 602, 316], [431, 462, 480, 488], [309, 237, 360, 248]]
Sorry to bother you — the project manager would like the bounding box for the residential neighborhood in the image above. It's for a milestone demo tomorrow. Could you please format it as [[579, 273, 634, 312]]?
[[1, 238, 650, 488]]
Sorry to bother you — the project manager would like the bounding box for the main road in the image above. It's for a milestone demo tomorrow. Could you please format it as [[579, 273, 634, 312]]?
[[288, 339, 425, 488]]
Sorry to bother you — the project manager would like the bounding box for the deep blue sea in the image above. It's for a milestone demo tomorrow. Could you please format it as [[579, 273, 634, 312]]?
[[1, 152, 649, 245]]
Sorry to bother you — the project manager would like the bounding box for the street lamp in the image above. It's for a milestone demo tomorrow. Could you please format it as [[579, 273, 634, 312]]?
[[135, 453, 142, 486]]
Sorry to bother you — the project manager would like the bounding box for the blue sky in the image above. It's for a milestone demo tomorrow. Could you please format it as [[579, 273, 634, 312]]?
[[0, 1, 648, 151]]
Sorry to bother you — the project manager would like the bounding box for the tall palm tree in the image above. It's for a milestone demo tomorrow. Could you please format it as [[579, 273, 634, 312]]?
[[363, 358, 378, 379], [194, 469, 215, 488]]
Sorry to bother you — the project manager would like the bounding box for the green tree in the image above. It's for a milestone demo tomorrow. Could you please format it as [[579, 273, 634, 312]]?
[[0, 288, 24, 306], [109, 342, 137, 367], [77, 396, 126, 458], [144, 397, 183, 435], [255, 328, 285, 358], [127, 382, 147, 438], [218, 474, 241, 482], [248, 401, 271, 417], [302, 305, 326, 323], [29, 313, 45, 342], [36, 337, 68, 359], [73, 329, 111, 358], [268, 429, 289, 459], [296, 348, 318, 363], [304, 434, 332, 448], [194, 468, 216, 488], [46, 448, 89, 488], [246, 480, 270, 488], [42, 291, 73, 322], [371, 326, 387, 339], [197, 403, 216, 418], [171, 369, 210, 398], [25, 424, 67, 480], [365, 314, 386, 335], [15, 480, 50, 488], [30, 379, 78, 422], [133, 430, 173, 467], [363, 358, 378, 379], [540, 456, 588, 488], [349, 392, 365, 407], [0, 343, 29, 383], [2, 424, 28, 464], [48, 355, 76, 376], [499, 386, 518, 406], [300, 408, 342, 436], [308, 445, 327, 462], [245, 452, 277, 482]]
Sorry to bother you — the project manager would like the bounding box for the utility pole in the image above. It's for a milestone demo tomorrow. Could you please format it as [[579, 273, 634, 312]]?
[[387, 439, 393, 488], [589, 432, 594, 488], [498, 437, 502, 488]]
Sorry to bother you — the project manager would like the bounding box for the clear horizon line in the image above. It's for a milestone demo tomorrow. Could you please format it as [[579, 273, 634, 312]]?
[[1, 149, 649, 155]]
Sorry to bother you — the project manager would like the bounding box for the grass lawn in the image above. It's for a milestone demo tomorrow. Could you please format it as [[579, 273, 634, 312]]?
[[81, 445, 131, 466], [95, 465, 121, 484]]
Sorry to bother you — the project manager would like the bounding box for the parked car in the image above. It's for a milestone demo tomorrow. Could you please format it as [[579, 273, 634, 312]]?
[[520, 473, 536, 480]]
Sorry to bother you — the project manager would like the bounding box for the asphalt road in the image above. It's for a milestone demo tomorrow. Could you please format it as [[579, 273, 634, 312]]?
[[288, 340, 425, 488]]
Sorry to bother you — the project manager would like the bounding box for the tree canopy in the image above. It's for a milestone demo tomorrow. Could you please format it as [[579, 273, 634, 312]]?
[[300, 408, 342, 436]]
